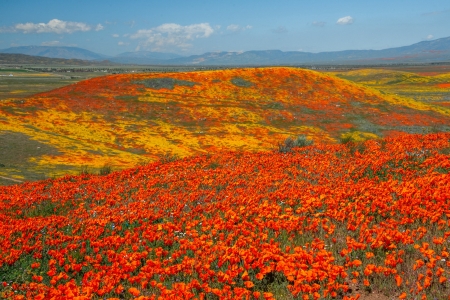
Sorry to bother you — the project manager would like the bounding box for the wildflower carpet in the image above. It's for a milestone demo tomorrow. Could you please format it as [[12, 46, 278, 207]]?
[[1, 133, 449, 299], [1, 67, 449, 182]]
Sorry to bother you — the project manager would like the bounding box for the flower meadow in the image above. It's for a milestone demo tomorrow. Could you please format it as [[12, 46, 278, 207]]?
[[1, 67, 449, 182], [1, 132, 449, 299]]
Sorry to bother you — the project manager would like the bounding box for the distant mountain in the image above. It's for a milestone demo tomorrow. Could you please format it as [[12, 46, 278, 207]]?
[[167, 36, 450, 65], [0, 53, 115, 66], [0, 46, 109, 61], [110, 51, 184, 64], [1, 36, 450, 66]]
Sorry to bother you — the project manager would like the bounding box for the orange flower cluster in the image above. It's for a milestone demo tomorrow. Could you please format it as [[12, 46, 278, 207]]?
[[438, 83, 450, 89], [1, 132, 449, 299]]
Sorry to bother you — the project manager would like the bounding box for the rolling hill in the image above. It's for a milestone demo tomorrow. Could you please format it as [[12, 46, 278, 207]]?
[[0, 46, 109, 61], [0, 53, 114, 66], [166, 36, 450, 65], [0, 67, 449, 182]]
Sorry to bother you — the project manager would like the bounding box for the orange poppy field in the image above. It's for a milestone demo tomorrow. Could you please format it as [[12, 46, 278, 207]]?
[[1, 67, 450, 299], [1, 132, 449, 299]]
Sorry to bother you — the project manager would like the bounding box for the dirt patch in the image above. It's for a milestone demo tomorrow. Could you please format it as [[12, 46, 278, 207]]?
[[358, 293, 390, 300], [0, 175, 23, 183]]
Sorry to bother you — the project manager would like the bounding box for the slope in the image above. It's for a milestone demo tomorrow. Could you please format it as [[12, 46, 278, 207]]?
[[0, 67, 449, 182], [1, 133, 449, 299]]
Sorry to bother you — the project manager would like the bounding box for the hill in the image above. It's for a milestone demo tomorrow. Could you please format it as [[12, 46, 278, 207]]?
[[0, 67, 449, 182], [1, 132, 449, 299], [0, 46, 108, 61], [167, 37, 450, 65], [0, 53, 114, 66]]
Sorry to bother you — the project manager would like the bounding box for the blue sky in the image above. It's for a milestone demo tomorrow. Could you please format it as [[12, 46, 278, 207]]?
[[1, 0, 449, 56]]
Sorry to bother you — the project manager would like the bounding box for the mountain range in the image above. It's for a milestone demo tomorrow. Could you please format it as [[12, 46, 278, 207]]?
[[1, 36, 450, 65]]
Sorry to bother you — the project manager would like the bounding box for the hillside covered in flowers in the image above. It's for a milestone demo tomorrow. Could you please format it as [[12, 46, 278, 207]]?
[[0, 133, 449, 299], [1, 67, 449, 182]]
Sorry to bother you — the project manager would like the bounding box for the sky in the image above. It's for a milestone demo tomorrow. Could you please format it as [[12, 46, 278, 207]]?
[[1, 0, 449, 57]]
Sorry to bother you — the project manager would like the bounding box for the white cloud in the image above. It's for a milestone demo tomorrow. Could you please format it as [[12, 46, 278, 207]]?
[[226, 24, 252, 33], [426, 34, 434, 40], [312, 21, 326, 27], [227, 24, 240, 32], [336, 16, 354, 25], [112, 34, 120, 38], [14, 19, 93, 34], [130, 23, 214, 51], [95, 24, 104, 31], [118, 41, 129, 46]]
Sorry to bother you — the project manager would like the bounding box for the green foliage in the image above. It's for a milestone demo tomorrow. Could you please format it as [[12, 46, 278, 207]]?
[[79, 165, 91, 175], [339, 135, 356, 144], [207, 161, 221, 169], [0, 254, 34, 284], [278, 135, 313, 153], [98, 164, 112, 176], [158, 152, 180, 164], [439, 146, 450, 155]]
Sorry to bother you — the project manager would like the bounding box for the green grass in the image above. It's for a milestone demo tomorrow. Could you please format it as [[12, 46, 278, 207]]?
[[0, 68, 30, 73], [0, 131, 78, 185]]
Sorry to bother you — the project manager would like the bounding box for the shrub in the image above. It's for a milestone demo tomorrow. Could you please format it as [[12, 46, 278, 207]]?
[[158, 152, 180, 164], [278, 135, 313, 153], [98, 164, 112, 176], [79, 165, 90, 175], [339, 135, 356, 144]]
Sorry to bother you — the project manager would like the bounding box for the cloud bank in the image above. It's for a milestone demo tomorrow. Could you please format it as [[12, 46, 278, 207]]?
[[130, 23, 214, 51], [12, 19, 103, 34]]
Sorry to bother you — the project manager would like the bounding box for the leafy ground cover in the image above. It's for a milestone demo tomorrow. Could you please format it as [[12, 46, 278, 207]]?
[[0, 132, 449, 299], [1, 67, 449, 183]]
